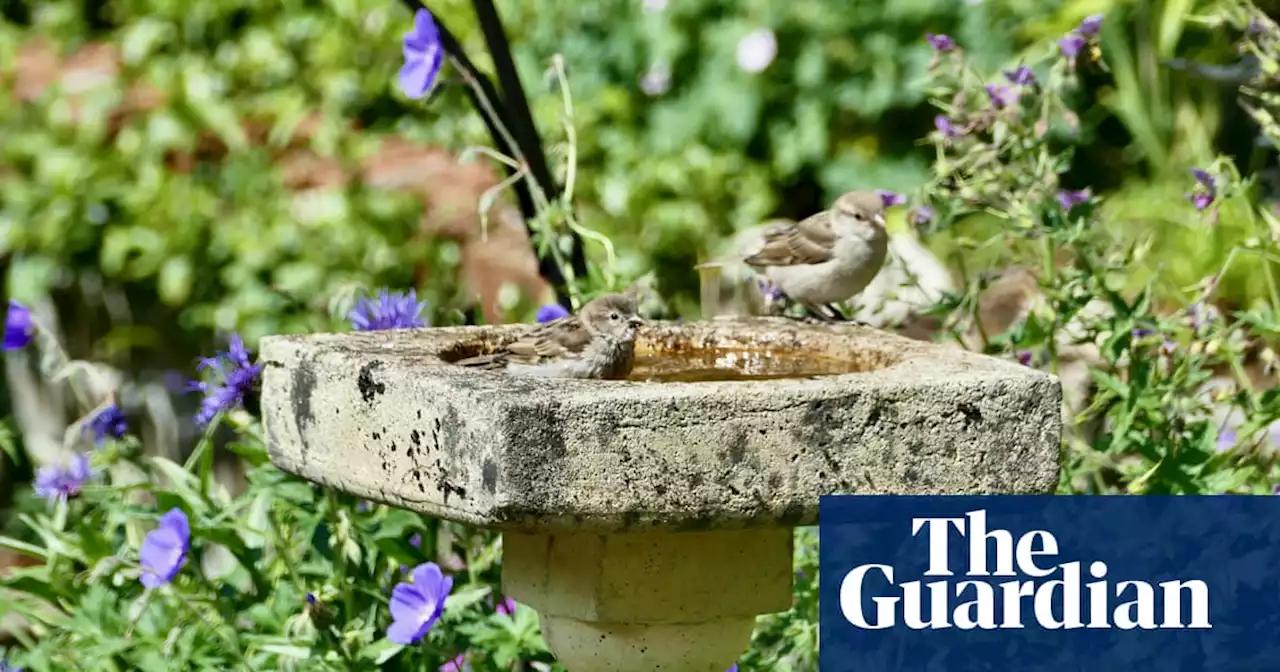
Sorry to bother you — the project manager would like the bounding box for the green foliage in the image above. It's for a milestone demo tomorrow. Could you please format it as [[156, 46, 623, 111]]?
[[2, 417, 553, 671], [500, 0, 1064, 312], [5, 0, 1280, 670], [0, 0, 484, 348], [919, 0, 1280, 496]]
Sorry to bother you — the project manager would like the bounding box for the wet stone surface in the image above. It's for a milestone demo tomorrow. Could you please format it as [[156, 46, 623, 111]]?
[[259, 317, 1062, 534]]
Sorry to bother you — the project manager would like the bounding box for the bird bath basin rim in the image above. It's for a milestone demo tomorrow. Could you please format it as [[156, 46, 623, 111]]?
[[257, 317, 1062, 534]]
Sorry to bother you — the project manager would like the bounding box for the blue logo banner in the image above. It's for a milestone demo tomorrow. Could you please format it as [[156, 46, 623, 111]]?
[[818, 495, 1280, 671]]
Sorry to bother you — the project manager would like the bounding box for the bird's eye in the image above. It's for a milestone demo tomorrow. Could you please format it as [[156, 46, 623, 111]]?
[[610, 312, 619, 320]]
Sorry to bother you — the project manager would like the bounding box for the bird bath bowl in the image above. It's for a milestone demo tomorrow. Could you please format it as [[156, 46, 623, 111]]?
[[259, 317, 1061, 671]]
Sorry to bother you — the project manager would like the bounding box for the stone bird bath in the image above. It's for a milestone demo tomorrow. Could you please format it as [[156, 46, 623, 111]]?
[[259, 317, 1061, 671]]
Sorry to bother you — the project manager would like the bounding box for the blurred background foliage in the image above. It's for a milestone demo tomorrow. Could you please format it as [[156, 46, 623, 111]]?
[[0, 0, 1275, 463], [1, 0, 1280, 667]]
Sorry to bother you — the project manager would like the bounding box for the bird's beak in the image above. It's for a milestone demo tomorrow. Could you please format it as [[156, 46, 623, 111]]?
[[872, 213, 886, 228], [627, 316, 644, 328]]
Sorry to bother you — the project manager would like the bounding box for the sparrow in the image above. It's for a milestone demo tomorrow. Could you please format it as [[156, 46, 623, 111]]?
[[702, 190, 889, 321], [453, 293, 644, 379]]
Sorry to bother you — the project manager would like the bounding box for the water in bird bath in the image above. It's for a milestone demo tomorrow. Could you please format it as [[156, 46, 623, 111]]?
[[624, 317, 899, 383], [435, 317, 897, 382], [627, 347, 865, 382]]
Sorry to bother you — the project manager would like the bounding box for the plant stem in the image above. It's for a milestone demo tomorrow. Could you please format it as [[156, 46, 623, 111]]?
[[183, 415, 222, 491], [453, 63, 580, 302], [552, 55, 577, 205], [1041, 235, 1060, 375], [1246, 203, 1280, 311], [172, 589, 252, 669], [396, 0, 585, 308]]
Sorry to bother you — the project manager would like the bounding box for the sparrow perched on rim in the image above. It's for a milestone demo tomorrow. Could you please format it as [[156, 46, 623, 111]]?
[[701, 190, 889, 321], [453, 293, 644, 379]]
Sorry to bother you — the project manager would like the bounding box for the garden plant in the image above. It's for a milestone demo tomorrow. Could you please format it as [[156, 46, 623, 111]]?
[[3, 0, 1280, 670]]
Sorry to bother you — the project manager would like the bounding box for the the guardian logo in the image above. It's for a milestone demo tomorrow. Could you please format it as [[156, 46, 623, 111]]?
[[839, 509, 1212, 631]]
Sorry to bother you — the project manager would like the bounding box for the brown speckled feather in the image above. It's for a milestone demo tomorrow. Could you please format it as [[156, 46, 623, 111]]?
[[742, 210, 836, 268], [453, 316, 593, 370]]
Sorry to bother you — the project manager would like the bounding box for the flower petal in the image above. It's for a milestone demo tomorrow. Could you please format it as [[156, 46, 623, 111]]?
[[390, 583, 430, 623], [159, 508, 190, 544], [411, 562, 445, 593], [386, 616, 429, 645], [4, 300, 34, 351], [535, 304, 571, 323], [139, 528, 186, 588], [399, 59, 434, 100], [413, 8, 439, 44]]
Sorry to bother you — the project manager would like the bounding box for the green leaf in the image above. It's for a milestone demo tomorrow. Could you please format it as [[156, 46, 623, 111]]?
[[0, 568, 62, 604], [0, 535, 48, 560], [258, 644, 312, 659], [357, 639, 404, 664], [444, 585, 492, 615], [120, 18, 174, 66], [149, 457, 210, 516], [1089, 370, 1130, 401], [158, 256, 193, 305], [0, 421, 20, 466], [368, 509, 419, 542]]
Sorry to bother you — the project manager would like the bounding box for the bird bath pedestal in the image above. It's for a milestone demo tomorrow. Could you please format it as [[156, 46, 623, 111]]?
[[258, 318, 1061, 671]]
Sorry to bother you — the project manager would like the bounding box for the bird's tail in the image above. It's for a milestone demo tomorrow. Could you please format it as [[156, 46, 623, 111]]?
[[452, 353, 507, 369]]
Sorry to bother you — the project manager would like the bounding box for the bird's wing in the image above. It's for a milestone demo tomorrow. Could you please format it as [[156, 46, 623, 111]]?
[[454, 318, 593, 369], [450, 352, 508, 370], [742, 211, 836, 268], [499, 317, 593, 364]]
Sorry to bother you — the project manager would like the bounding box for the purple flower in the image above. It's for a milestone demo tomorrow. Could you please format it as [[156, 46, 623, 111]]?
[[1272, 483, 1280, 495], [925, 33, 956, 52], [4, 300, 34, 351], [306, 593, 317, 605], [934, 115, 962, 139], [140, 508, 191, 589], [875, 190, 906, 207], [440, 654, 469, 672], [350, 289, 430, 331], [1188, 169, 1216, 211], [1160, 340, 1177, 357], [387, 562, 453, 645], [1016, 351, 1033, 367], [0, 658, 21, 672], [496, 597, 517, 616], [1003, 65, 1036, 86], [536, 304, 571, 323], [726, 666, 738, 672], [910, 205, 935, 226], [1130, 327, 1155, 339], [33, 453, 91, 503], [1077, 14, 1104, 37], [86, 405, 127, 444], [1216, 428, 1238, 452], [985, 84, 1018, 109], [188, 334, 262, 426], [1059, 33, 1087, 59], [409, 533, 422, 548], [756, 278, 785, 302], [1055, 188, 1092, 211], [1187, 302, 1219, 330], [400, 9, 444, 100]]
